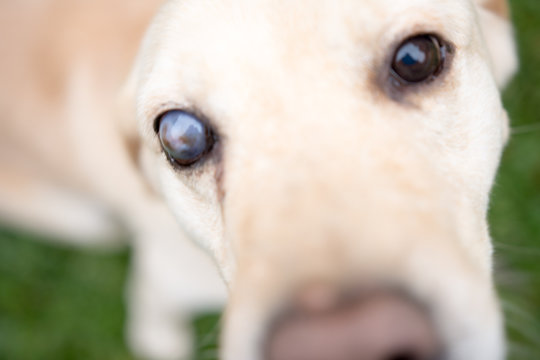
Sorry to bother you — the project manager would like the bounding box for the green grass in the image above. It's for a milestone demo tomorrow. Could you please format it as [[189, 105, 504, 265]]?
[[489, 0, 540, 357], [0, 228, 222, 360], [0, 228, 134, 360], [0, 0, 539, 359]]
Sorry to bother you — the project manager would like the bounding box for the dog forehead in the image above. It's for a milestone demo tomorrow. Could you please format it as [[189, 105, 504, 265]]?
[[145, 0, 475, 84], [138, 0, 477, 131], [160, 0, 474, 40]]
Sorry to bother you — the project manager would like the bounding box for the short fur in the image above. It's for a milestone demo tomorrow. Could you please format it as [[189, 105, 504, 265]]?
[[0, 1, 517, 359]]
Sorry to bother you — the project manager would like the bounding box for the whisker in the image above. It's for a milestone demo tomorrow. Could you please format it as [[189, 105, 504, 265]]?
[[495, 242, 540, 256], [505, 325, 540, 350], [496, 271, 529, 289], [502, 299, 536, 323], [507, 341, 537, 360], [511, 122, 540, 135], [505, 317, 540, 348], [198, 349, 220, 360], [196, 314, 222, 351], [501, 299, 540, 345]]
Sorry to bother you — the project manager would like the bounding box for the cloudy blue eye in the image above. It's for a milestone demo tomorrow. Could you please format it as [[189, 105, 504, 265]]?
[[391, 35, 443, 83], [157, 110, 214, 166]]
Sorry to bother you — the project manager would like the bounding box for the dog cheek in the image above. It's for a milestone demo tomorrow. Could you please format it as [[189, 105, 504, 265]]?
[[213, 142, 227, 204], [138, 146, 169, 197]]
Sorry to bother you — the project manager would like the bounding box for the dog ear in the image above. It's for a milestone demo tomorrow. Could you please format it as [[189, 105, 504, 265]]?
[[474, 0, 518, 88], [117, 61, 144, 174], [117, 56, 166, 195], [477, 0, 510, 19]]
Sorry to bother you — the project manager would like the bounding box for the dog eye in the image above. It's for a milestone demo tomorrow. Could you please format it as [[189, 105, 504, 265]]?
[[391, 35, 443, 83], [157, 110, 215, 166]]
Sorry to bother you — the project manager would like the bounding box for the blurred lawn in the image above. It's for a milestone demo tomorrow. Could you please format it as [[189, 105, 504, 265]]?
[[490, 0, 540, 358], [0, 0, 539, 359]]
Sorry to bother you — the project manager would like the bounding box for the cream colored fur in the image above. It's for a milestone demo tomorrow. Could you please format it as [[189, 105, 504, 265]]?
[[0, 0, 517, 359]]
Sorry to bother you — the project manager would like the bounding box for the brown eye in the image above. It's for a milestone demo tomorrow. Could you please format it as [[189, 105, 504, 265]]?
[[391, 35, 443, 83]]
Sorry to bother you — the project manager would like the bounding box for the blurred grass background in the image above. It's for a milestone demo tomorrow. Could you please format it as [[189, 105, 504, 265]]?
[[0, 0, 539, 359]]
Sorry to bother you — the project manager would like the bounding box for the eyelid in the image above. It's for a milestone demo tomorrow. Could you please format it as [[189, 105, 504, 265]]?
[[390, 34, 445, 84], [153, 106, 220, 136], [155, 108, 221, 171], [375, 32, 455, 104]]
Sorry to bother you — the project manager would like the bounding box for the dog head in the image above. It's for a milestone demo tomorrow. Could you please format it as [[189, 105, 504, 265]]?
[[121, 0, 517, 359]]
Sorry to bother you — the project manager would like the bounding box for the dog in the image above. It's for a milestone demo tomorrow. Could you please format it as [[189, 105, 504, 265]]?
[[0, 0, 518, 359]]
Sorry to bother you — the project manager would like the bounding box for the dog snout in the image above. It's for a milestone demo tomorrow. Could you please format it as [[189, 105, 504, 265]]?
[[265, 286, 444, 360]]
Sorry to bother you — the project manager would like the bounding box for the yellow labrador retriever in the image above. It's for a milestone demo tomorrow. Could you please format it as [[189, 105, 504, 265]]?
[[0, 0, 518, 359]]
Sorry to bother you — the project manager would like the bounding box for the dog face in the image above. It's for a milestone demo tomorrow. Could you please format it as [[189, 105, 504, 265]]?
[[123, 0, 517, 359]]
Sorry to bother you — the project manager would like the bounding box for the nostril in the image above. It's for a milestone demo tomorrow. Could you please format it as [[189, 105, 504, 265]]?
[[387, 353, 415, 360], [266, 289, 444, 360], [386, 351, 421, 360], [386, 350, 446, 360]]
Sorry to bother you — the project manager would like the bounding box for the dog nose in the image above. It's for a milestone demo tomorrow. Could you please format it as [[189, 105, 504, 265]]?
[[265, 286, 443, 360]]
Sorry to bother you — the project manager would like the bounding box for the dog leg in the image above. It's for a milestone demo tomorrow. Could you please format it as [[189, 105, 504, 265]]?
[[126, 206, 227, 360], [127, 273, 193, 360], [0, 164, 124, 246]]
